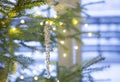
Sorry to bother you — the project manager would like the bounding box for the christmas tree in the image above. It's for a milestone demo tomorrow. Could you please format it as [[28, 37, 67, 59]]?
[[0, 0, 106, 82]]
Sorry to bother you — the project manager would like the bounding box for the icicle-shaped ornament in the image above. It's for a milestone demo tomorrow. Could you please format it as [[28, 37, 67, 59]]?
[[44, 21, 51, 78]]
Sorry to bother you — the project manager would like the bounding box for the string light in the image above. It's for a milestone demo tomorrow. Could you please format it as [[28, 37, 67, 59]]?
[[60, 40, 65, 44], [11, 27, 16, 31], [20, 19, 25, 24], [45, 20, 53, 25], [63, 29, 66, 33], [45, 21, 49, 25], [52, 27, 56, 31], [20, 75, 24, 79], [40, 22, 44, 26], [34, 76, 38, 80], [10, 27, 17, 33], [54, 15, 57, 18], [72, 18, 78, 25], [57, 80, 60, 82], [49, 21, 53, 25], [59, 22, 63, 26], [74, 46, 78, 50], [63, 53, 67, 58], [88, 32, 92, 37]]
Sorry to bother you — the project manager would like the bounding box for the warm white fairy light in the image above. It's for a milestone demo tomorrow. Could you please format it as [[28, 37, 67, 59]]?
[[40, 22, 44, 26], [74, 46, 78, 50], [60, 40, 65, 44], [20, 19, 25, 24], [63, 29, 66, 33], [52, 27, 56, 31], [59, 22, 63, 26], [57, 80, 60, 82], [63, 53, 67, 58], [11, 27, 16, 31], [10, 27, 17, 33], [34, 76, 38, 80], [88, 32, 92, 37], [54, 15, 57, 18], [20, 75, 24, 79], [45, 21, 49, 25], [72, 18, 78, 25], [49, 21, 53, 25]]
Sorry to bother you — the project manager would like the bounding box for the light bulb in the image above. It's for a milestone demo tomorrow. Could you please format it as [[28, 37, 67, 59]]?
[[20, 19, 25, 24], [88, 32, 92, 37], [11, 27, 16, 31], [10, 27, 17, 33], [34, 76, 38, 80], [49, 21, 53, 25], [45, 21, 49, 24], [74, 46, 78, 50], [54, 15, 57, 18], [63, 29, 66, 33], [59, 22, 63, 26], [52, 27, 56, 31], [72, 18, 78, 25], [63, 53, 67, 58], [57, 80, 60, 82], [20, 75, 24, 79], [40, 22, 43, 26], [60, 41, 64, 44]]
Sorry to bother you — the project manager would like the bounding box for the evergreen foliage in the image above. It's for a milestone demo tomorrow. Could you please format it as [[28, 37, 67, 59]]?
[[0, 0, 82, 81], [16, 56, 107, 82], [0, 0, 46, 81]]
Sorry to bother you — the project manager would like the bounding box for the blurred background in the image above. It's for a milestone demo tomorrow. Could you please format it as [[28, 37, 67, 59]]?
[[81, 0, 120, 82]]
